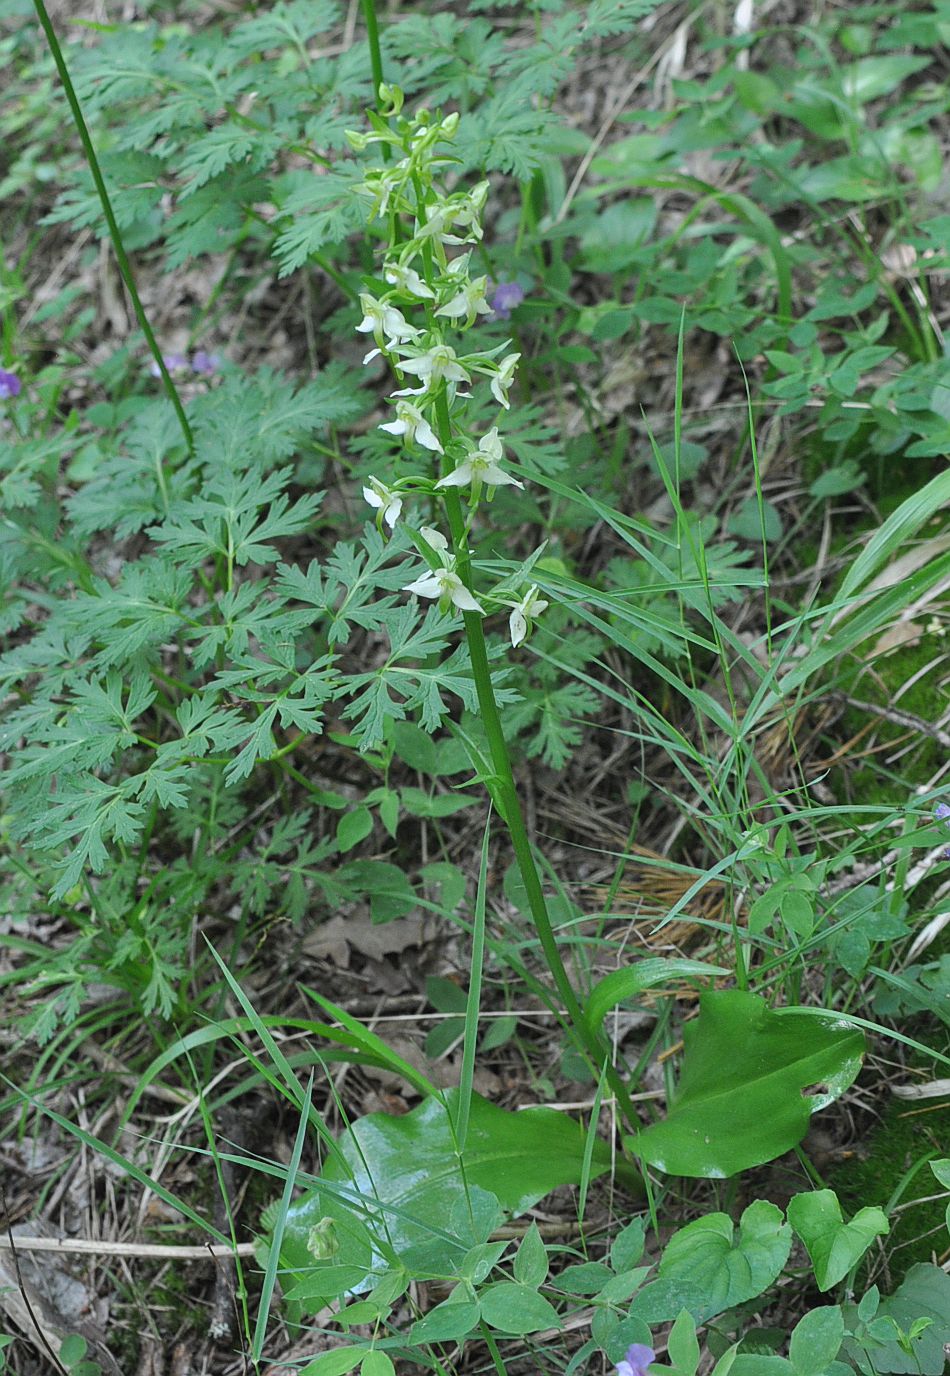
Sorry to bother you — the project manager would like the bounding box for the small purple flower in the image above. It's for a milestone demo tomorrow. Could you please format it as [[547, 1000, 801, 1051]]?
[[0, 368, 22, 399], [616, 1344, 655, 1376], [487, 279, 526, 321], [191, 349, 222, 376], [934, 802, 950, 858], [149, 352, 189, 378]]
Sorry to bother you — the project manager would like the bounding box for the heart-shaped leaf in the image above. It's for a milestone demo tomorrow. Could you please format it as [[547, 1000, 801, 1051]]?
[[626, 992, 864, 1177], [270, 1090, 612, 1319], [631, 1200, 790, 1323], [787, 1189, 889, 1291]]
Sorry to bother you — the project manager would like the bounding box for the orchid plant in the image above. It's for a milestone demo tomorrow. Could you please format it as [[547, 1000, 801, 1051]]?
[[348, 87, 638, 1117]]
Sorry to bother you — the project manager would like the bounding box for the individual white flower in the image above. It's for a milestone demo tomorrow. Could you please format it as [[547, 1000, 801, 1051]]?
[[489, 352, 520, 409], [436, 274, 491, 326], [362, 476, 403, 530], [356, 294, 422, 363], [384, 263, 435, 300], [435, 427, 523, 496], [379, 400, 443, 453], [394, 343, 472, 392], [403, 565, 483, 614], [508, 584, 549, 648]]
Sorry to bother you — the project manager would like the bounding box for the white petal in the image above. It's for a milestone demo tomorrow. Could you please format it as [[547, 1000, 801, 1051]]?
[[403, 574, 443, 599], [509, 608, 527, 646], [419, 526, 449, 552], [363, 347, 382, 365], [379, 418, 407, 436], [383, 497, 402, 528], [482, 464, 523, 488], [415, 418, 443, 452], [435, 469, 470, 489], [451, 585, 484, 613], [362, 486, 383, 509]]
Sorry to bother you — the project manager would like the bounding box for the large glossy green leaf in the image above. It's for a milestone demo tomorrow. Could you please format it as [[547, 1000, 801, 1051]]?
[[626, 992, 864, 1177], [270, 1090, 612, 1318]]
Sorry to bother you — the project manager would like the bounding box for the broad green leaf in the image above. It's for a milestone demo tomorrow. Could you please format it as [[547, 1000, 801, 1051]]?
[[787, 1190, 889, 1291], [273, 1090, 611, 1317], [665, 1309, 701, 1375], [839, 55, 930, 103], [513, 1222, 548, 1288], [299, 1350, 363, 1376], [844, 1264, 950, 1375], [626, 992, 865, 1176], [410, 1296, 481, 1344], [479, 1281, 560, 1334], [337, 806, 373, 852], [585, 959, 729, 1035], [789, 1306, 845, 1375], [610, 1217, 646, 1272], [360, 1353, 394, 1376], [638, 1201, 790, 1323]]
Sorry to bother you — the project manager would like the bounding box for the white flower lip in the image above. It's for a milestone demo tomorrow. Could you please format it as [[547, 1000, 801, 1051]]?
[[403, 566, 483, 614], [508, 584, 550, 647]]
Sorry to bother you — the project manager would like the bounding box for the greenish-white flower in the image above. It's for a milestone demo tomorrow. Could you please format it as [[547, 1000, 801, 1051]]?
[[362, 476, 403, 529], [489, 352, 520, 409], [508, 584, 549, 647], [436, 273, 491, 326], [393, 342, 472, 394], [379, 400, 442, 452], [384, 263, 435, 300], [356, 293, 422, 363], [435, 427, 523, 495]]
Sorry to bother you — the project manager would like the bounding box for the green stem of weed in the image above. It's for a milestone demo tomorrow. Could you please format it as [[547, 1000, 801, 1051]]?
[[31, 0, 194, 455], [361, 0, 385, 110], [431, 391, 638, 1126]]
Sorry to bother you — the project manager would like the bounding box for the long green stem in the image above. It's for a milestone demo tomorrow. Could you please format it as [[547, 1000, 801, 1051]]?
[[361, 0, 385, 110], [32, 0, 194, 454], [432, 393, 639, 1126]]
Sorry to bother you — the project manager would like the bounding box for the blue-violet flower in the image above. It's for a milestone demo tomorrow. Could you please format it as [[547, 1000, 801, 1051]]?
[[0, 369, 21, 399], [615, 1344, 655, 1376]]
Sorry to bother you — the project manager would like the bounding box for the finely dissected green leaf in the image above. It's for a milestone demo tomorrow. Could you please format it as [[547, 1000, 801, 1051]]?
[[271, 1090, 611, 1316], [787, 1190, 889, 1291], [585, 959, 730, 1035], [633, 1201, 790, 1324], [626, 992, 865, 1177]]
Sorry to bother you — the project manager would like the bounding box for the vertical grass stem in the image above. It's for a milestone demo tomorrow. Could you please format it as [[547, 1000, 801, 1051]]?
[[31, 0, 194, 454]]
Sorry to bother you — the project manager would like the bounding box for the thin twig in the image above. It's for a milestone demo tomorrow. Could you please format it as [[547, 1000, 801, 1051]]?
[[0, 1236, 256, 1260], [837, 694, 950, 750]]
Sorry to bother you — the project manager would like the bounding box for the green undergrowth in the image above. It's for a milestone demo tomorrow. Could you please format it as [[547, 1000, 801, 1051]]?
[[828, 1094, 950, 1282]]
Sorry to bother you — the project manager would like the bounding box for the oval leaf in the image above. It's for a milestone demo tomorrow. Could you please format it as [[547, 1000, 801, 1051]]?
[[626, 991, 864, 1177]]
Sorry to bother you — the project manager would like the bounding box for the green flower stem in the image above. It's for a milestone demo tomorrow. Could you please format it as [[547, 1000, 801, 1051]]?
[[361, 0, 386, 117], [432, 393, 639, 1126], [32, 0, 194, 455]]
